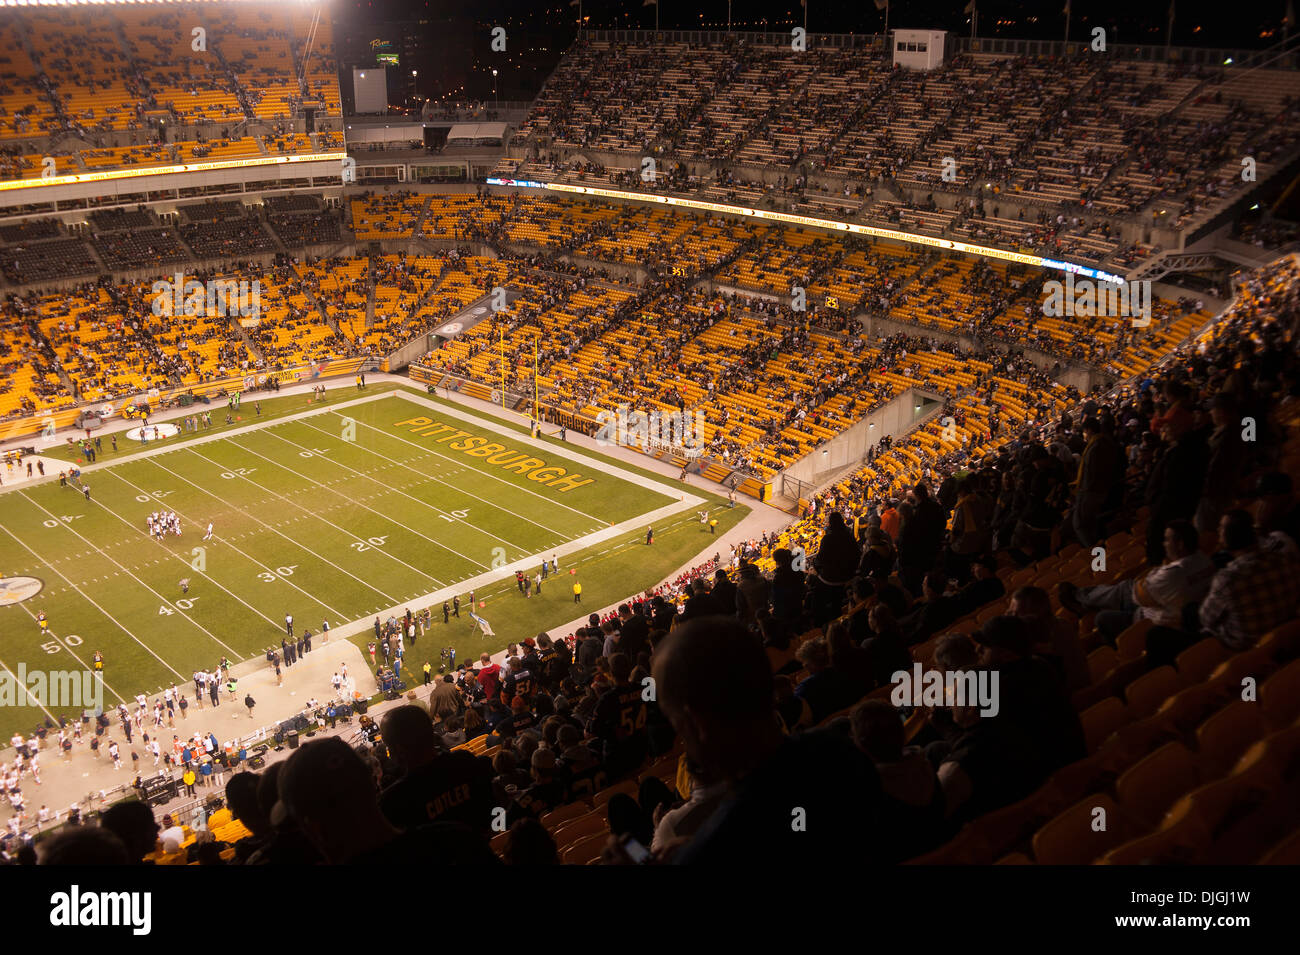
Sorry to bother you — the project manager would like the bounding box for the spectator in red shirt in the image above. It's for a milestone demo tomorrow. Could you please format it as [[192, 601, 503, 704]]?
[[1149, 379, 1195, 440], [476, 653, 501, 704], [879, 502, 901, 543]]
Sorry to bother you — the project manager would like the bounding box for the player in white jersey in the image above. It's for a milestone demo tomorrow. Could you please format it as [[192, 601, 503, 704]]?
[[203, 523, 213, 541]]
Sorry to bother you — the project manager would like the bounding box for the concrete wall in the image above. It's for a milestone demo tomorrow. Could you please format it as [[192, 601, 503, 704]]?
[[781, 388, 942, 488]]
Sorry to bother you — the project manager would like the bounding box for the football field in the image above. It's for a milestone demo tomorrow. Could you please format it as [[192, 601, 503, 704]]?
[[0, 387, 737, 737]]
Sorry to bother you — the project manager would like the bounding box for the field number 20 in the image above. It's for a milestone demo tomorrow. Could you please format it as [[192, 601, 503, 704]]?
[[350, 536, 388, 552]]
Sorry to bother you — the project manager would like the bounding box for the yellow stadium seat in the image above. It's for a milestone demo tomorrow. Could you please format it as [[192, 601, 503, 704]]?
[[1032, 794, 1138, 865], [1195, 701, 1268, 777], [551, 812, 608, 849], [1123, 665, 1182, 719], [1257, 619, 1300, 656], [591, 778, 639, 810], [1097, 809, 1212, 865], [1174, 638, 1231, 683], [1115, 618, 1154, 661], [541, 802, 593, 831], [1080, 698, 1128, 754], [1115, 741, 1201, 827], [560, 831, 609, 865], [1087, 646, 1117, 683], [1207, 646, 1279, 691], [1156, 681, 1233, 734], [1261, 659, 1300, 728], [958, 790, 1058, 862]]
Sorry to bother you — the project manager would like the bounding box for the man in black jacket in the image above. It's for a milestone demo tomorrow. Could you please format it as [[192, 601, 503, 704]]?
[[710, 570, 739, 619], [616, 604, 650, 658], [1071, 416, 1122, 548], [899, 571, 960, 646], [898, 483, 946, 598]]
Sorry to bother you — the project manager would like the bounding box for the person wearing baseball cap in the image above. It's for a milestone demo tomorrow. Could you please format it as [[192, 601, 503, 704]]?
[[277, 737, 497, 865]]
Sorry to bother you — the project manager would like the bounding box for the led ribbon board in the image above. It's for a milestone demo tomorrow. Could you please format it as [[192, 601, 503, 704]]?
[[0, 152, 349, 194], [484, 177, 1125, 286]]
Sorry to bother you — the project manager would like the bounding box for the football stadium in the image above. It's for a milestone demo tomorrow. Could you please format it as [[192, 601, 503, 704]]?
[[0, 0, 1297, 894]]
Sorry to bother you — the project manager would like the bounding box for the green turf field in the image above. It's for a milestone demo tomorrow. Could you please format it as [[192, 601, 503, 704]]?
[[0, 386, 748, 737]]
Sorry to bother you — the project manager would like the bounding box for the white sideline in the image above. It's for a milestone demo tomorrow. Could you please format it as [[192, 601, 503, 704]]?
[[0, 386, 709, 716], [0, 390, 394, 494]]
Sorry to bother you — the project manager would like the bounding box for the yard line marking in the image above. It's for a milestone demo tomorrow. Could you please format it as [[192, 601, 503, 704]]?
[[316, 410, 606, 529], [13, 600, 125, 706], [134, 454, 398, 610], [0, 522, 187, 681], [0, 389, 397, 497], [14, 491, 242, 660], [0, 651, 60, 724], [97, 467, 343, 626], [206, 433, 493, 574], [181, 445, 443, 591], [392, 389, 707, 512], [292, 417, 575, 544]]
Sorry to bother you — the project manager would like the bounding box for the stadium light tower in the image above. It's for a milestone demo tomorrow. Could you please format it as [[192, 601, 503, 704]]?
[[492, 68, 498, 109]]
